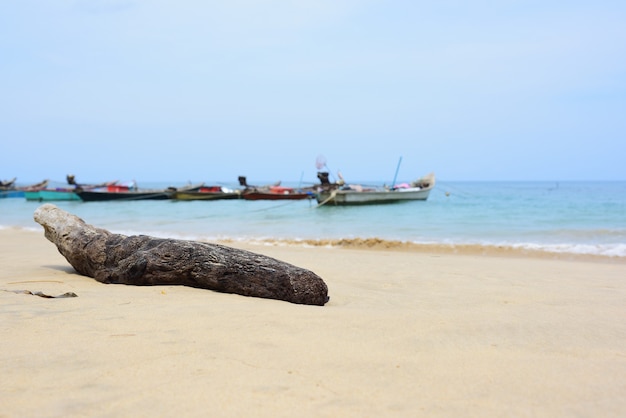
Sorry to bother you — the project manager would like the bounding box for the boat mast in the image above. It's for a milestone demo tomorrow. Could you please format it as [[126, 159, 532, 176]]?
[[391, 156, 403, 189]]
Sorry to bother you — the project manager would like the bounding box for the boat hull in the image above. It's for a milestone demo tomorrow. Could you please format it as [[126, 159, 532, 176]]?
[[316, 187, 432, 205], [76, 191, 174, 201], [25, 190, 80, 202], [1, 190, 25, 198], [173, 191, 240, 201], [242, 192, 314, 201]]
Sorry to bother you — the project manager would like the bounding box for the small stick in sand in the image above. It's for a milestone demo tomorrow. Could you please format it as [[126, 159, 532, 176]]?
[[33, 204, 329, 306]]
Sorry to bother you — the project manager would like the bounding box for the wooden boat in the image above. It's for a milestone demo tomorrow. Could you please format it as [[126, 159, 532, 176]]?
[[173, 186, 241, 201], [316, 173, 435, 206], [76, 183, 205, 201], [242, 186, 315, 201], [1, 179, 49, 198], [24, 178, 119, 202], [237, 175, 314, 201]]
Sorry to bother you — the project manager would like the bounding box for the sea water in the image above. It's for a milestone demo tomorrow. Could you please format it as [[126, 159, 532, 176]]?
[[1, 181, 625, 258]]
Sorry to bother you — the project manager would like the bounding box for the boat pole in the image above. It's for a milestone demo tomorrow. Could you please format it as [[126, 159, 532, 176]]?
[[391, 156, 402, 189]]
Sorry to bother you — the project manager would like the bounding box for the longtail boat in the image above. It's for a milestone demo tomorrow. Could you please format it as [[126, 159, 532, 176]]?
[[76, 182, 205, 201], [1, 179, 49, 198], [316, 172, 436, 206], [25, 177, 119, 202], [173, 186, 241, 201], [238, 175, 314, 201]]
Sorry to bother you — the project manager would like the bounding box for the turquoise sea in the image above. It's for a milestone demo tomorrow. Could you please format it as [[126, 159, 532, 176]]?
[[2, 180, 625, 259]]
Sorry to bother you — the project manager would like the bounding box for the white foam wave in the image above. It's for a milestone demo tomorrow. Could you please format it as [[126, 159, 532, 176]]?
[[512, 242, 626, 258]]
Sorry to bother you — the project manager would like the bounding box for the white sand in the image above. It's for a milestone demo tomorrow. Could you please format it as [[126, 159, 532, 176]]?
[[1, 228, 625, 417]]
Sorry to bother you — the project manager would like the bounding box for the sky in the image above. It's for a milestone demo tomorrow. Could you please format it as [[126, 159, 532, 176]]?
[[2, 0, 625, 184]]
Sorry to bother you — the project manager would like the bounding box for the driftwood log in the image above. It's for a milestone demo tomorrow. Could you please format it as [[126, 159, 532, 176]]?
[[33, 204, 329, 305]]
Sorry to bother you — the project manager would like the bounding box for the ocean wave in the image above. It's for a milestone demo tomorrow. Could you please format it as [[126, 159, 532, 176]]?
[[0, 225, 40, 233]]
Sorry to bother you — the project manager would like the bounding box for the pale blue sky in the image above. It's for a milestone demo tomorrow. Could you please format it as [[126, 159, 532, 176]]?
[[2, 1, 625, 184]]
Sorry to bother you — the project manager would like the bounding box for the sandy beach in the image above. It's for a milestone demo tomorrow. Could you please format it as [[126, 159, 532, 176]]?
[[1, 228, 625, 417]]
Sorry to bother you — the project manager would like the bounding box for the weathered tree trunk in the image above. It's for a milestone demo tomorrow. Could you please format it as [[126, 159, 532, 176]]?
[[34, 204, 329, 305]]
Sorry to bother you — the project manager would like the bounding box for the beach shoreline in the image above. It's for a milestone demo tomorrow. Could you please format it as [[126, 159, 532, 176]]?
[[2, 228, 626, 417], [6, 225, 626, 264], [220, 236, 626, 265]]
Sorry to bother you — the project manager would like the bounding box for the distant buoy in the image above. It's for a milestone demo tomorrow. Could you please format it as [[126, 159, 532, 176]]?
[[445, 192, 450, 197]]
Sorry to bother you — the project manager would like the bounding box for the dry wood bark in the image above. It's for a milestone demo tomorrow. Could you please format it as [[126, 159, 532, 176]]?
[[34, 204, 329, 305]]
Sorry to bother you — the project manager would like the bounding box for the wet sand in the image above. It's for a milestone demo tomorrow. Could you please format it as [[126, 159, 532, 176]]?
[[1, 228, 625, 417]]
